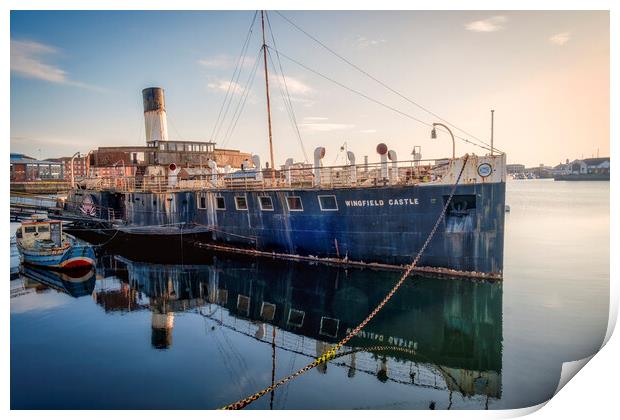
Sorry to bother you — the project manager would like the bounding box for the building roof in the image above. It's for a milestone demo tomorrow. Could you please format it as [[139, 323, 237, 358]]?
[[582, 157, 610, 166], [10, 154, 63, 165]]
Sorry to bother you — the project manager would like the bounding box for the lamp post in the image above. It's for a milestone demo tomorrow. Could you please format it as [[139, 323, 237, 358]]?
[[430, 123, 455, 159], [70, 151, 80, 189]]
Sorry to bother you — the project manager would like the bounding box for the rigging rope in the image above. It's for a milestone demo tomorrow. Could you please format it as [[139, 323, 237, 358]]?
[[219, 49, 263, 148], [220, 154, 470, 409], [210, 11, 258, 143], [268, 47, 496, 154], [265, 11, 309, 163], [265, 49, 310, 164], [274, 11, 501, 154], [220, 48, 263, 148]]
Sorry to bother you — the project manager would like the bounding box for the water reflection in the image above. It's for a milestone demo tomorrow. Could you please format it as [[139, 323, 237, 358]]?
[[20, 265, 96, 298], [89, 254, 503, 402]]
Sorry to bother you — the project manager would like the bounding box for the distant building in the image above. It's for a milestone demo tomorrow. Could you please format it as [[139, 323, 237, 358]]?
[[506, 164, 525, 174], [47, 155, 91, 180], [524, 164, 553, 179], [553, 157, 610, 176], [10, 153, 64, 182]]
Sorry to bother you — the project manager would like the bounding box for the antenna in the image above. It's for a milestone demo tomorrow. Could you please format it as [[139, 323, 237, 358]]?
[[261, 11, 275, 181]]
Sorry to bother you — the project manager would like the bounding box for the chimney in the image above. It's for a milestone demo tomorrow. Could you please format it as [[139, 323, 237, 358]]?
[[142, 87, 169, 143]]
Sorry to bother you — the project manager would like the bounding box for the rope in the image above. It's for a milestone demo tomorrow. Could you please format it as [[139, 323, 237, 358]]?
[[274, 11, 501, 154], [220, 154, 470, 409], [268, 47, 496, 154]]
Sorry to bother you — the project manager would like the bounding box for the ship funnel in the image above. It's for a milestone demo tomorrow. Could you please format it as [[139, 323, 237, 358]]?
[[347, 151, 357, 184], [142, 87, 169, 143], [377, 143, 389, 180], [388, 150, 398, 183], [285, 158, 294, 186], [252, 155, 263, 181], [314, 147, 325, 186]]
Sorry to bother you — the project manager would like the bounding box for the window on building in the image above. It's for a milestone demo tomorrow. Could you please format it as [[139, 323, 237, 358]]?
[[318, 195, 338, 211], [24, 226, 36, 233], [235, 196, 248, 210], [216, 196, 226, 210], [259, 196, 274, 211], [286, 196, 303, 211], [37, 225, 49, 233]]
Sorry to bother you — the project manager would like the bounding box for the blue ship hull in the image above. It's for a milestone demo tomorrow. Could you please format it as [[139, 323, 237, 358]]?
[[66, 181, 505, 276], [18, 240, 96, 271]]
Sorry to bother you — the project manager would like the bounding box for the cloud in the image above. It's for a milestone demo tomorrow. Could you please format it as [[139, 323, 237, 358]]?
[[359, 129, 377, 134], [299, 122, 355, 132], [198, 54, 255, 69], [207, 79, 244, 95], [355, 36, 386, 49], [280, 76, 312, 96], [549, 32, 571, 46], [11, 39, 104, 91], [464, 16, 507, 32], [303, 117, 329, 121]]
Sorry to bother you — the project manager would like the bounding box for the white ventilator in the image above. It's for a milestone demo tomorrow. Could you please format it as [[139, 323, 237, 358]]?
[[347, 151, 357, 184], [314, 147, 326, 186]]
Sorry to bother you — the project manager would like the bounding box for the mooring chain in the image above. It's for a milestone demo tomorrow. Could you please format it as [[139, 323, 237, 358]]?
[[221, 155, 470, 410]]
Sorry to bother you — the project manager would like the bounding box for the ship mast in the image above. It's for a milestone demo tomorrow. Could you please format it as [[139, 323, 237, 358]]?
[[261, 10, 276, 181]]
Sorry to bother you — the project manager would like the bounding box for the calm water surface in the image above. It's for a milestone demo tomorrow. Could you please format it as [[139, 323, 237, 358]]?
[[10, 179, 609, 409]]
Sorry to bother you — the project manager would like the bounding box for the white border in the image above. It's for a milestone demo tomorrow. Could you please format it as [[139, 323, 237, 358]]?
[[4, 1, 617, 418]]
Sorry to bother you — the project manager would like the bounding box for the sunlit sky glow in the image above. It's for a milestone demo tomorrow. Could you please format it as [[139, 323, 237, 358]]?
[[10, 10, 609, 167]]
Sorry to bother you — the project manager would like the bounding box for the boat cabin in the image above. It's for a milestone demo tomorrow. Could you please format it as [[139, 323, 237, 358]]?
[[16, 216, 64, 248]]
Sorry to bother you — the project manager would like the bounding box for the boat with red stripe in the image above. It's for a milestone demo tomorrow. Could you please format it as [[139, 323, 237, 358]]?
[[16, 214, 95, 271]]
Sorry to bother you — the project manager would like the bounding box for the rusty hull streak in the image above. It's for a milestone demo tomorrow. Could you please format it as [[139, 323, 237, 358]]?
[[194, 241, 502, 282]]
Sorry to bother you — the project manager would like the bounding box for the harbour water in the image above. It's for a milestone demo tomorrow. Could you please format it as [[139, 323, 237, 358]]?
[[10, 179, 609, 409]]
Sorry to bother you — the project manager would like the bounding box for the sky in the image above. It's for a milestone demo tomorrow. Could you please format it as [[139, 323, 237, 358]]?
[[10, 10, 609, 167]]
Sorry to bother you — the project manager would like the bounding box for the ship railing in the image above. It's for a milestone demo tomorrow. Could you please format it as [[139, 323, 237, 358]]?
[[78, 158, 453, 193]]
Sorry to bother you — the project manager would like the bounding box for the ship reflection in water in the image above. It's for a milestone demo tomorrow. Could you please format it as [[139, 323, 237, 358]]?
[[13, 253, 502, 409]]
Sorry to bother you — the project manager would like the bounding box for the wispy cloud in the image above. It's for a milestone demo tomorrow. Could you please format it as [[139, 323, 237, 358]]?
[[355, 36, 386, 49], [303, 117, 329, 121], [207, 79, 244, 95], [11, 39, 105, 91], [198, 54, 255, 69], [359, 129, 377, 134], [549, 32, 571, 46], [299, 117, 354, 132], [464, 16, 507, 33], [278, 76, 312, 96]]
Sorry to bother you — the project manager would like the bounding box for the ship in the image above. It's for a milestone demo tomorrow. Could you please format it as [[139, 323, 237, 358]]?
[[63, 11, 506, 279], [16, 214, 96, 270]]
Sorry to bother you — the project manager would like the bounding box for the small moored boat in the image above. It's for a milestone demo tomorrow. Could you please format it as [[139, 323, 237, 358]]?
[[15, 214, 95, 270]]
